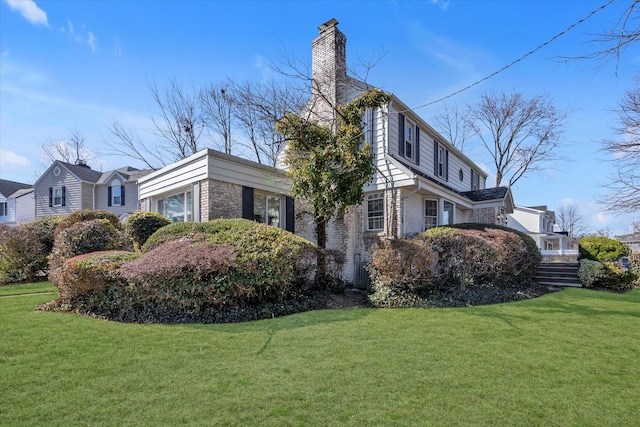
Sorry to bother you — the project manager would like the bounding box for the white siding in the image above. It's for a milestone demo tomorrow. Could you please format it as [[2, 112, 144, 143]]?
[[139, 154, 209, 200], [34, 168, 83, 217], [0, 194, 14, 224], [15, 191, 35, 223], [139, 149, 291, 201]]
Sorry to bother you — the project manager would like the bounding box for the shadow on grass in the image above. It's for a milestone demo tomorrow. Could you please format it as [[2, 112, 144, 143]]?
[[177, 306, 375, 334], [469, 288, 640, 329]]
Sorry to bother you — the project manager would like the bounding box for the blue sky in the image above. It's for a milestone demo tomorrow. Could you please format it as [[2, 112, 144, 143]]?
[[1, 0, 638, 234]]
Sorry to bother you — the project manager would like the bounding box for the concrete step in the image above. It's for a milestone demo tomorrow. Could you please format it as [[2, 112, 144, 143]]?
[[535, 262, 582, 288]]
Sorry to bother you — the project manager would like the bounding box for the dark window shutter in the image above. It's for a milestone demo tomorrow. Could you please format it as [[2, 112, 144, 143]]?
[[445, 150, 449, 181], [108, 186, 112, 206], [433, 142, 438, 176], [471, 168, 475, 189], [398, 113, 405, 156], [121, 185, 125, 206], [48, 187, 53, 207], [285, 196, 295, 233], [61, 186, 66, 207], [415, 126, 420, 166], [241, 186, 254, 220]]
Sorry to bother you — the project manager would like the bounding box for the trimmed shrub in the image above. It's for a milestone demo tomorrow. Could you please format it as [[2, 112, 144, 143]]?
[[55, 251, 140, 304], [49, 219, 123, 284], [578, 236, 630, 262], [43, 219, 323, 323], [55, 209, 121, 238], [367, 224, 543, 308], [143, 219, 318, 295], [0, 216, 65, 284], [578, 258, 636, 291], [125, 211, 171, 251]]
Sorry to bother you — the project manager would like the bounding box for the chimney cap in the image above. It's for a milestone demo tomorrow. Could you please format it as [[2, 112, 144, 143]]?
[[318, 18, 339, 33]]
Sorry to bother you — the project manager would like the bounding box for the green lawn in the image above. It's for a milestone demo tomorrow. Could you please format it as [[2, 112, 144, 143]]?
[[1, 282, 639, 426]]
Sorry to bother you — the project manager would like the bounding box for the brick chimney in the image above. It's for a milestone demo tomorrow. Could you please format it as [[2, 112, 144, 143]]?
[[311, 18, 347, 123]]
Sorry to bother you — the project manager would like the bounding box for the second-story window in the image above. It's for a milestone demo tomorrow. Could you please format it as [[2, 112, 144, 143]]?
[[404, 119, 414, 160], [434, 142, 449, 180], [398, 113, 420, 164]]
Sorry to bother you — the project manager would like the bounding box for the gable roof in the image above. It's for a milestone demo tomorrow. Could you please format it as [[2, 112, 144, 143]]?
[[35, 160, 152, 187], [0, 179, 32, 198]]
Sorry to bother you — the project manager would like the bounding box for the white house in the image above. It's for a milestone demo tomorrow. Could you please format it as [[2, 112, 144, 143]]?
[[139, 19, 516, 287], [0, 179, 35, 227], [507, 205, 570, 251]]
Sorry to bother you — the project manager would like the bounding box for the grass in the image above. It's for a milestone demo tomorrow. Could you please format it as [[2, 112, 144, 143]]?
[[1, 282, 639, 426]]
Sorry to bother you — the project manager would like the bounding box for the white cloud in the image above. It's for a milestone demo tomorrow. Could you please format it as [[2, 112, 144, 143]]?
[[4, 0, 48, 26], [429, 0, 450, 10], [87, 31, 96, 53], [0, 149, 31, 172], [60, 19, 97, 53]]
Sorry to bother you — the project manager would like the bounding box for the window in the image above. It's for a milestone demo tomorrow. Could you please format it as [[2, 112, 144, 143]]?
[[49, 186, 66, 207], [424, 200, 438, 230], [471, 169, 480, 191], [0, 202, 6, 217], [157, 191, 192, 223], [437, 146, 445, 177], [443, 201, 454, 225], [254, 193, 281, 227], [434, 142, 448, 180], [109, 179, 124, 207], [398, 113, 420, 164], [366, 192, 384, 231], [53, 188, 63, 206], [404, 119, 414, 160]]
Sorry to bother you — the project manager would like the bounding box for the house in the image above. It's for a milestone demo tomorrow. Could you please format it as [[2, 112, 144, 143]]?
[[137, 148, 311, 238], [34, 160, 152, 221], [507, 205, 570, 251], [0, 179, 35, 227], [278, 19, 515, 285], [137, 19, 515, 287]]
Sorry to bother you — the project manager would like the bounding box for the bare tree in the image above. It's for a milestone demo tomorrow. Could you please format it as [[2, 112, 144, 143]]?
[[41, 131, 94, 165], [571, 0, 639, 68], [102, 120, 165, 170], [600, 82, 640, 213], [201, 82, 234, 155], [469, 90, 568, 187], [556, 203, 589, 249], [433, 105, 474, 152], [149, 77, 205, 161], [229, 79, 306, 166]]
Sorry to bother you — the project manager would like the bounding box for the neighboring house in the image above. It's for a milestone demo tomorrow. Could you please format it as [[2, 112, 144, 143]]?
[[616, 232, 640, 253], [507, 205, 570, 251], [34, 161, 152, 221], [0, 179, 34, 227], [140, 19, 516, 287]]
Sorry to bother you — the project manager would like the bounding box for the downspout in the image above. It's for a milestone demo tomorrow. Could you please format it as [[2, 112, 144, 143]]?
[[92, 182, 96, 210]]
